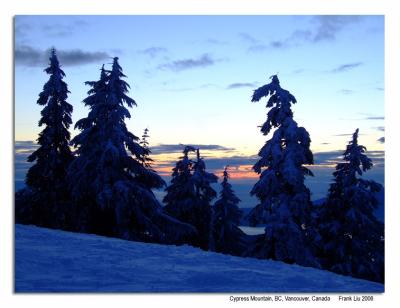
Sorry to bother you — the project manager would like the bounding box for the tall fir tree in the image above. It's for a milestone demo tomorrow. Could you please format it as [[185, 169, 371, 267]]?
[[164, 147, 218, 250], [68, 58, 195, 243], [163, 146, 197, 216], [191, 149, 218, 249], [211, 166, 246, 255], [139, 128, 152, 168], [246, 75, 318, 267], [16, 48, 74, 228], [317, 129, 384, 282]]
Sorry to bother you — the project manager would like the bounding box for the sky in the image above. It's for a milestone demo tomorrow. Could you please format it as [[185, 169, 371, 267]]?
[[14, 15, 384, 204]]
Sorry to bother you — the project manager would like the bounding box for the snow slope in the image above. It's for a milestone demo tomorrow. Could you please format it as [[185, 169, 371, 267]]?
[[15, 224, 384, 292]]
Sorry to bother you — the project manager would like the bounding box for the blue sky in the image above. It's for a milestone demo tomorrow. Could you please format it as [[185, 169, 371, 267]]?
[[14, 15, 384, 203]]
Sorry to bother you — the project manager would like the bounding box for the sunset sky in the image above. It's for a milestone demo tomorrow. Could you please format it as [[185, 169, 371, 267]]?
[[14, 15, 384, 203]]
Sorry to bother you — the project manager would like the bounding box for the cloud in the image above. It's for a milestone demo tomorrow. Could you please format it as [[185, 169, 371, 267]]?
[[292, 69, 305, 74], [262, 30, 313, 51], [205, 38, 228, 45], [312, 15, 362, 42], [150, 144, 236, 155], [238, 33, 273, 52], [40, 20, 89, 37], [15, 45, 110, 67], [226, 82, 257, 90], [15, 19, 89, 44], [15, 141, 39, 153], [313, 15, 362, 42], [238, 33, 259, 44], [14, 140, 384, 203], [374, 126, 385, 131], [338, 89, 354, 95], [331, 62, 363, 73], [333, 132, 365, 137], [241, 30, 314, 52], [247, 44, 269, 52], [14, 141, 38, 188], [161, 83, 218, 92], [158, 54, 217, 72], [365, 116, 384, 120], [15, 22, 31, 39], [56, 49, 110, 66], [313, 150, 343, 165], [138, 47, 168, 58], [243, 16, 363, 53], [377, 137, 385, 144], [376, 87, 384, 91], [313, 149, 384, 166], [198, 155, 257, 170], [41, 24, 75, 37]]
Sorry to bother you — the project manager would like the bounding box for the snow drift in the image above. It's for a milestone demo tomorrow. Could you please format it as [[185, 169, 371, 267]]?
[[15, 224, 383, 292]]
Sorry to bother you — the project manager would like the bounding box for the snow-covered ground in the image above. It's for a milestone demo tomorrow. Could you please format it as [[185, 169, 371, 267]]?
[[15, 224, 384, 292]]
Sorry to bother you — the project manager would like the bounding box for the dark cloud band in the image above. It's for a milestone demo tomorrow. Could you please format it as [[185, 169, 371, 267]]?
[[158, 54, 216, 72], [15, 45, 110, 67]]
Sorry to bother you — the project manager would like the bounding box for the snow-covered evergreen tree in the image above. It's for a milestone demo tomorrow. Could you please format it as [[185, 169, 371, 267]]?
[[16, 48, 74, 228], [139, 128, 152, 168], [164, 147, 218, 250], [246, 75, 318, 267], [68, 58, 195, 244], [317, 129, 384, 282], [211, 166, 246, 255], [164, 146, 197, 215], [191, 149, 218, 250]]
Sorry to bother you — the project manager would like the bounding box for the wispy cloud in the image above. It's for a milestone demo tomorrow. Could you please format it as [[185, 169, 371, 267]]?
[[313, 149, 384, 166], [15, 45, 110, 67], [15, 19, 89, 44], [158, 54, 217, 72], [331, 62, 363, 73], [374, 126, 385, 131], [338, 89, 354, 95], [150, 143, 235, 155], [260, 30, 313, 51], [333, 133, 365, 137], [15, 22, 31, 40], [41, 24, 75, 37], [161, 83, 218, 92], [292, 69, 305, 74], [138, 47, 168, 58], [226, 82, 257, 90], [14, 141, 384, 199], [41, 20, 89, 37], [365, 116, 384, 120], [313, 150, 343, 165], [312, 15, 362, 42], [205, 38, 228, 45], [377, 137, 385, 144], [242, 16, 363, 53], [238, 33, 259, 44], [15, 141, 39, 153]]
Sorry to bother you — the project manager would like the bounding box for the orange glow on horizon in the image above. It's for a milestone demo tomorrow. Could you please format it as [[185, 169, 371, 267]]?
[[151, 160, 338, 181]]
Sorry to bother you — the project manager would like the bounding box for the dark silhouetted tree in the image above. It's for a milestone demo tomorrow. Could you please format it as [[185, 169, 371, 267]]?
[[164, 147, 218, 250], [211, 166, 246, 255], [246, 75, 318, 268], [16, 48, 74, 228], [68, 58, 195, 244], [138, 128, 152, 168], [317, 129, 384, 282]]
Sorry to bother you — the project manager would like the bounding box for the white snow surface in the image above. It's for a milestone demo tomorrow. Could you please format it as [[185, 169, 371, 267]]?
[[15, 224, 384, 292]]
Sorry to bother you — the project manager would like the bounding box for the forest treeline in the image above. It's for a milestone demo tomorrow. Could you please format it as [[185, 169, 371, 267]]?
[[15, 49, 384, 283]]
